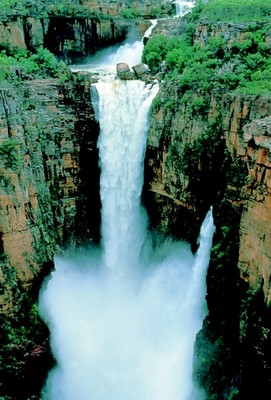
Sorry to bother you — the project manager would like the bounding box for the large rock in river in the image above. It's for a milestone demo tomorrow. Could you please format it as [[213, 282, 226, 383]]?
[[132, 63, 149, 80], [116, 63, 134, 80]]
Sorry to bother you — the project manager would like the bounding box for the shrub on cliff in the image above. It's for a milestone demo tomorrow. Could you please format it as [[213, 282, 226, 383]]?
[[0, 46, 68, 80], [143, 3, 271, 96], [0, 138, 21, 171], [193, 0, 271, 22]]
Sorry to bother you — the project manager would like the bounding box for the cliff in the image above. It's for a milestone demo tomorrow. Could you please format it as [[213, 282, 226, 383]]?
[[0, 1, 173, 63], [0, 74, 101, 314], [145, 89, 271, 301], [1, 3, 271, 399], [0, 16, 129, 62], [142, 17, 271, 399]]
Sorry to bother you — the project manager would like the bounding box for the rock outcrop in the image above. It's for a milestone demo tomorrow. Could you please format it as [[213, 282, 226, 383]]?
[[1, 7, 271, 400], [0, 16, 129, 63], [0, 75, 100, 314], [141, 15, 271, 400], [116, 62, 134, 79]]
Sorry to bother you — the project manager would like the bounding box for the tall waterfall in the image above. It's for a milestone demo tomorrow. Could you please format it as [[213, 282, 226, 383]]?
[[91, 79, 159, 274], [40, 19, 215, 400]]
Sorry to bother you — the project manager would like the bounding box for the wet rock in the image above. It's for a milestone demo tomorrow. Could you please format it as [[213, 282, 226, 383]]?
[[116, 63, 134, 80], [132, 63, 149, 80]]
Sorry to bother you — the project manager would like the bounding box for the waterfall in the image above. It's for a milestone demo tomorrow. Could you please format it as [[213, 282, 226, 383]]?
[[39, 18, 215, 400], [70, 19, 157, 74], [173, 0, 195, 17], [91, 78, 159, 274]]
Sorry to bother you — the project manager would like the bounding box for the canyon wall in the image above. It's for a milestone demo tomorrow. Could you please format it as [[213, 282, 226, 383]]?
[[0, 74, 100, 314], [145, 89, 271, 301], [142, 20, 271, 398], [0, 16, 129, 62], [1, 10, 271, 400], [144, 81, 271, 397], [0, 1, 173, 62]]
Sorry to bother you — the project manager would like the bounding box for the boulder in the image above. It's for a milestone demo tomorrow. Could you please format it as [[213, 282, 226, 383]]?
[[116, 63, 134, 80], [132, 63, 149, 80]]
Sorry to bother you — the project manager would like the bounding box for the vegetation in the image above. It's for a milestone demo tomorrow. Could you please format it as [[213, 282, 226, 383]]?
[[0, 293, 54, 399], [0, 138, 21, 170], [0, 0, 172, 20], [0, 45, 69, 81], [0, 0, 104, 19], [194, 0, 271, 23], [143, 19, 271, 96]]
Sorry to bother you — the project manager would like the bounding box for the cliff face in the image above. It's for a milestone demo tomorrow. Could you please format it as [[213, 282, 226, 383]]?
[[0, 75, 100, 314], [0, 0, 172, 63], [239, 116, 271, 301], [143, 19, 271, 398], [1, 9, 271, 399], [145, 86, 271, 294], [0, 16, 129, 62], [143, 79, 271, 399]]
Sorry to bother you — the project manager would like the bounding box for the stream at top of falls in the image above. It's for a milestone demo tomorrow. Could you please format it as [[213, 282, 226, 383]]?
[[39, 14, 214, 400]]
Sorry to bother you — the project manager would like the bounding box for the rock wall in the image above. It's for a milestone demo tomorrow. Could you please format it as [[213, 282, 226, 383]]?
[[0, 16, 129, 62], [143, 74, 271, 400], [0, 1, 173, 62], [0, 74, 100, 315], [141, 20, 271, 399]]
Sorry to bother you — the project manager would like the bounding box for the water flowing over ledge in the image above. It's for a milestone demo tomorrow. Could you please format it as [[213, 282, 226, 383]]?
[[91, 78, 159, 274], [39, 14, 215, 400]]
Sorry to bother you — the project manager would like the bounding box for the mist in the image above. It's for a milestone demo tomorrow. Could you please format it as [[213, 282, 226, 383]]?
[[40, 212, 214, 400], [39, 18, 214, 399]]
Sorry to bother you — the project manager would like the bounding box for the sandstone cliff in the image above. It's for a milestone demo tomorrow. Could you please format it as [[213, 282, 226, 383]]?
[[0, 16, 129, 62], [142, 18, 271, 399], [1, 6, 271, 400], [0, 73, 102, 398], [0, 1, 172, 63], [0, 74, 100, 314]]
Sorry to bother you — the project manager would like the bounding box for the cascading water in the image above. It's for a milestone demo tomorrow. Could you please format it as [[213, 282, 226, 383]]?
[[40, 18, 215, 400], [173, 1, 195, 17], [70, 19, 157, 74], [91, 79, 158, 275]]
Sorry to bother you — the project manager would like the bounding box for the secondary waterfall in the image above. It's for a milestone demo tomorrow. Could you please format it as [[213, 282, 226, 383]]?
[[40, 18, 215, 400], [174, 1, 195, 17]]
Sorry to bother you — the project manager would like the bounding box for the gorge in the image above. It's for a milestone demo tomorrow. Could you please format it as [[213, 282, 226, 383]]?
[[0, 1, 271, 400], [39, 54, 215, 398]]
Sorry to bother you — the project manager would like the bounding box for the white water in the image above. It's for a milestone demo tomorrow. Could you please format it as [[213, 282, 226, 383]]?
[[40, 17, 215, 400], [70, 19, 157, 74], [173, 0, 195, 17], [91, 79, 159, 275]]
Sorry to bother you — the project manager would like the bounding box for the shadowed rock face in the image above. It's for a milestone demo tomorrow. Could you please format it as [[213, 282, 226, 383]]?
[[0, 1, 173, 63], [1, 10, 271, 399], [0, 76, 101, 314]]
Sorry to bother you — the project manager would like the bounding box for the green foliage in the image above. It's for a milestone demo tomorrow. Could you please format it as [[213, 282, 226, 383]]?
[[120, 7, 141, 19], [0, 0, 114, 19], [143, 3, 271, 96], [0, 292, 54, 398], [190, 95, 207, 113], [0, 138, 21, 170], [24, 48, 67, 77], [196, 0, 271, 22], [142, 35, 168, 72], [0, 46, 68, 81], [0, 0, 48, 18], [165, 40, 193, 72], [227, 388, 239, 399]]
